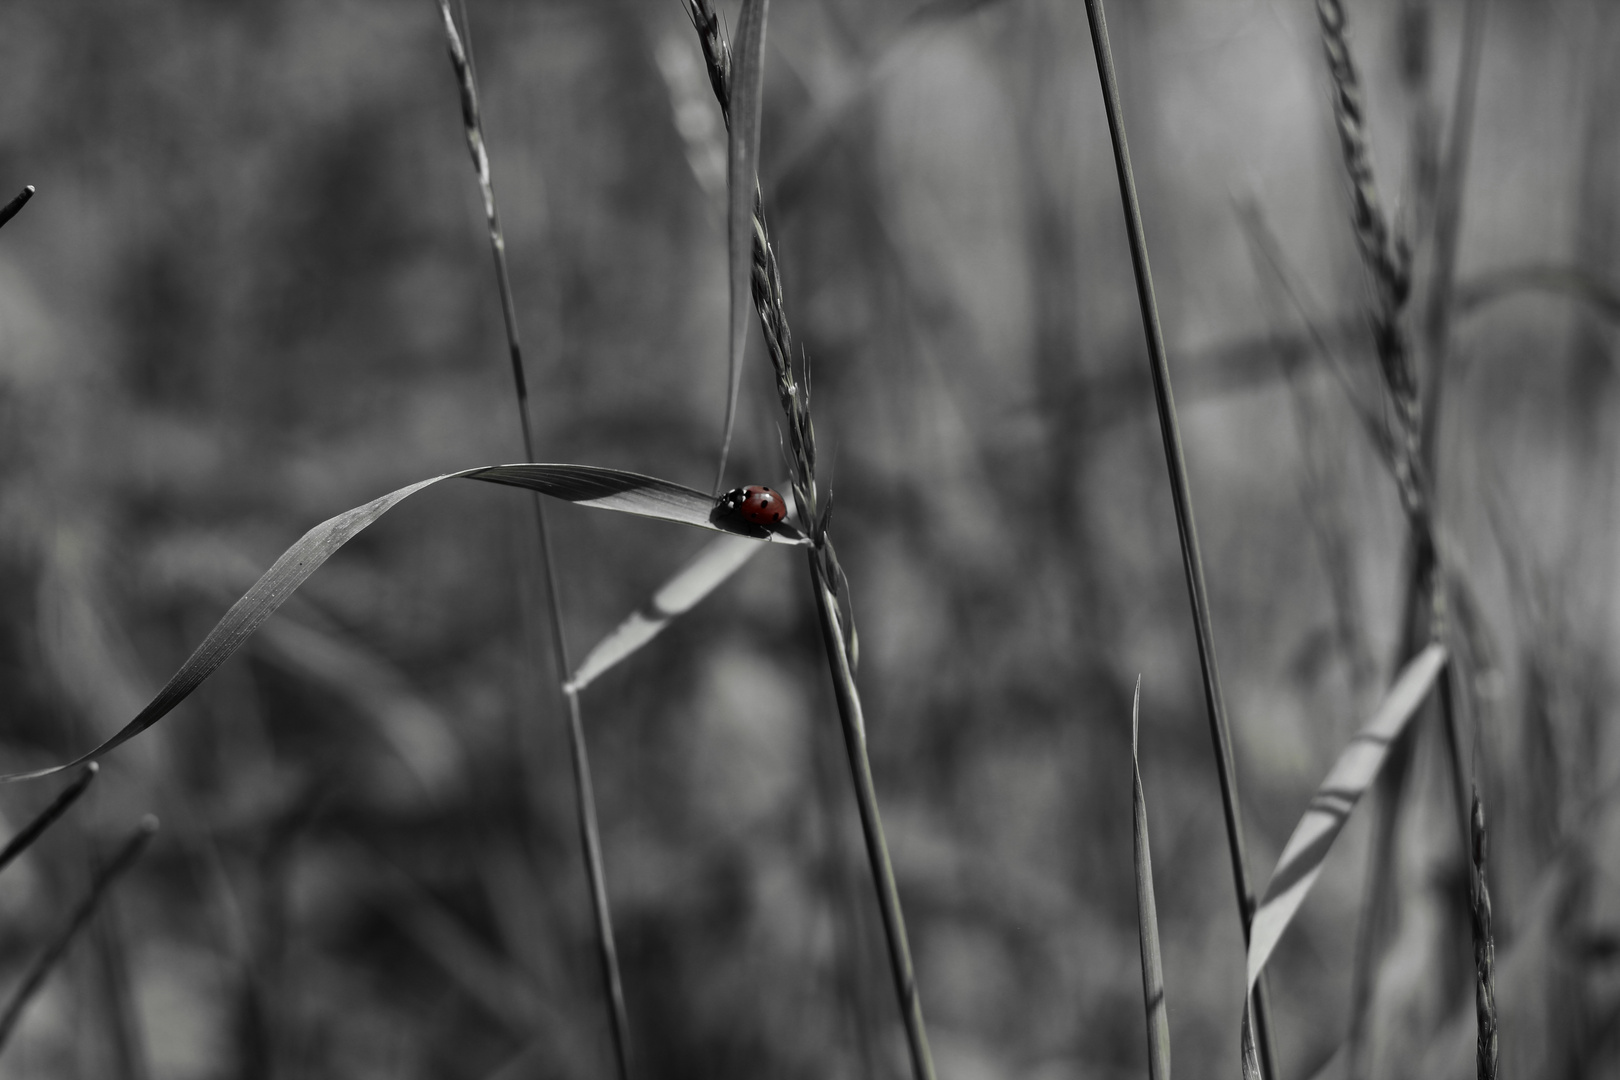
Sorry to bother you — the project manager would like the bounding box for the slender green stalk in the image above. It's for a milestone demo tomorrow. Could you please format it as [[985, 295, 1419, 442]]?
[[435, 5, 632, 1076], [682, 5, 937, 1076], [809, 559, 936, 1080], [1078, 1, 1277, 1073], [0, 816, 158, 1056]]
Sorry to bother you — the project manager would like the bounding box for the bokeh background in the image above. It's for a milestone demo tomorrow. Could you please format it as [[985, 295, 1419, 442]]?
[[0, 0, 1614, 1077]]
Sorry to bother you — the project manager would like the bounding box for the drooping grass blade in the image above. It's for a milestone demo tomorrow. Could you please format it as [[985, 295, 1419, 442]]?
[[0, 464, 800, 783]]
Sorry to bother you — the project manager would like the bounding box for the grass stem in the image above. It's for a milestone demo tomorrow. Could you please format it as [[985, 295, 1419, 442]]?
[[436, 4, 633, 1074], [0, 764, 98, 875], [0, 816, 158, 1057], [1078, 1, 1277, 1073], [809, 556, 936, 1080]]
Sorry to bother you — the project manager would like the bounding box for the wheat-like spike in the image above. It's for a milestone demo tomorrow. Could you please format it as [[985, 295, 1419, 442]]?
[[1316, 0, 1423, 461]]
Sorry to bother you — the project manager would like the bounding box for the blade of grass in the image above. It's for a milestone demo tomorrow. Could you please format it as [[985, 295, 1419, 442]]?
[[0, 815, 158, 1056], [1131, 678, 1171, 1080], [567, 533, 762, 693], [1078, 0, 1277, 1072], [0, 764, 98, 874], [0, 186, 33, 230], [0, 463, 797, 783], [717, 0, 770, 493], [434, 5, 634, 1070], [1245, 643, 1448, 992]]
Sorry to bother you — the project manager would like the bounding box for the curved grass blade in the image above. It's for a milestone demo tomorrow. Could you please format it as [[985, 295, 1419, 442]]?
[[715, 0, 770, 493], [0, 815, 158, 1056], [1244, 643, 1447, 993], [1131, 678, 1171, 1080], [0, 186, 34, 231], [568, 533, 761, 694], [0, 764, 98, 874], [466, 464, 799, 542], [0, 464, 801, 783]]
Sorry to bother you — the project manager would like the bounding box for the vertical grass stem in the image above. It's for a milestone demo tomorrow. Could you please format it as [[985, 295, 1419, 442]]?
[[809, 556, 936, 1080], [1079, 1, 1277, 1073], [436, 4, 633, 1074]]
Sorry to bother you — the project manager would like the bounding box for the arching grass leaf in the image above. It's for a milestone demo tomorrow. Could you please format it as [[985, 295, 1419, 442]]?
[[715, 0, 769, 491], [568, 533, 762, 694], [1245, 643, 1447, 992], [1131, 677, 1171, 1080], [0, 464, 803, 783]]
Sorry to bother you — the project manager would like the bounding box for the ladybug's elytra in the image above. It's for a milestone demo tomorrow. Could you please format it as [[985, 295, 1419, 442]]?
[[712, 485, 788, 535]]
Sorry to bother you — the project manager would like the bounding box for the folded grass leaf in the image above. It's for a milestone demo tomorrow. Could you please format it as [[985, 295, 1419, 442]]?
[[1245, 642, 1447, 992], [567, 532, 762, 693], [0, 464, 803, 783], [716, 0, 770, 492], [1131, 678, 1171, 1080]]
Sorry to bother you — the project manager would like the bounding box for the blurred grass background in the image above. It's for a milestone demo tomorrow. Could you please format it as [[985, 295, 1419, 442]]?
[[0, 0, 1615, 1077]]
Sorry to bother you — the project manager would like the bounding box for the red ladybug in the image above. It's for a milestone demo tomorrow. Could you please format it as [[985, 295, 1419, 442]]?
[[712, 485, 787, 535]]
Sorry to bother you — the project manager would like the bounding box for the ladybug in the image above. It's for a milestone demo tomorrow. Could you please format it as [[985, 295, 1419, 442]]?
[[711, 484, 788, 537]]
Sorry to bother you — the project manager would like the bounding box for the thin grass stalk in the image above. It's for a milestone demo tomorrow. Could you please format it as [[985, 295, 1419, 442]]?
[[1422, 0, 1487, 850], [435, 5, 632, 1076], [0, 764, 97, 875], [0, 816, 157, 1056], [682, 6, 936, 1075], [1469, 788, 1498, 1080], [1078, 1, 1277, 1073], [92, 881, 149, 1080], [809, 561, 936, 1080]]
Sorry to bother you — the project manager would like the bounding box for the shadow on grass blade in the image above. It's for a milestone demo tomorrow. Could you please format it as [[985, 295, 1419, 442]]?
[[0, 764, 97, 874], [0, 464, 803, 783], [0, 815, 158, 1056], [1131, 678, 1171, 1080], [1245, 643, 1447, 993]]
